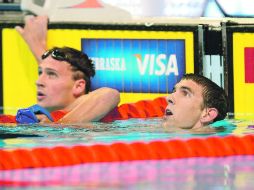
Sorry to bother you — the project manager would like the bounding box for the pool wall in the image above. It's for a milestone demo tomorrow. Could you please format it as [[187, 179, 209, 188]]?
[[0, 23, 199, 115], [1, 21, 254, 117]]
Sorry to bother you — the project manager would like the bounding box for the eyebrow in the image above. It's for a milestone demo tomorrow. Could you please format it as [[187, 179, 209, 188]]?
[[38, 66, 57, 72], [173, 85, 194, 94]]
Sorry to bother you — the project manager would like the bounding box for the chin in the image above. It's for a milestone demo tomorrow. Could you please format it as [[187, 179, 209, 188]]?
[[191, 126, 217, 134], [179, 126, 193, 130], [37, 102, 44, 107], [162, 120, 174, 128], [38, 103, 52, 111]]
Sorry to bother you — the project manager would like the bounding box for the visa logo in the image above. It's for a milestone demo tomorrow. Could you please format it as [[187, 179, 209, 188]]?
[[134, 54, 179, 76]]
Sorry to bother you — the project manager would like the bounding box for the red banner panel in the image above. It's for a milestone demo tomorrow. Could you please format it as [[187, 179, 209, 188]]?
[[244, 47, 254, 83]]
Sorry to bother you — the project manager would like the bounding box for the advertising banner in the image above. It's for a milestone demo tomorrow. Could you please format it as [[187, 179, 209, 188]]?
[[233, 33, 254, 116], [2, 28, 194, 114], [82, 39, 185, 93]]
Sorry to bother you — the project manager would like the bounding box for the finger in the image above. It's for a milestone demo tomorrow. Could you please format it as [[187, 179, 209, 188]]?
[[24, 14, 35, 23], [36, 114, 51, 123], [39, 15, 49, 25], [41, 15, 49, 21], [14, 26, 24, 35]]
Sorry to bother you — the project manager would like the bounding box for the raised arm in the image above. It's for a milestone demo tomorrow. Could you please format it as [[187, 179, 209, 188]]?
[[59, 87, 120, 123], [15, 15, 48, 63]]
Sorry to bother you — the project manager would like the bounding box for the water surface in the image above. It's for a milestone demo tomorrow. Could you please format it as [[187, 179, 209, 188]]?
[[0, 118, 251, 149]]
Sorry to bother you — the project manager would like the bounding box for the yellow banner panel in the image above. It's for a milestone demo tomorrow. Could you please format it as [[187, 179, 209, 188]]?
[[3, 29, 194, 114], [3, 29, 37, 114], [233, 33, 254, 117]]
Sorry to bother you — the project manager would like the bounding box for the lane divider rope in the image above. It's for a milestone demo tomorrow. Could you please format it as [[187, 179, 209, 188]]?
[[1, 135, 254, 170]]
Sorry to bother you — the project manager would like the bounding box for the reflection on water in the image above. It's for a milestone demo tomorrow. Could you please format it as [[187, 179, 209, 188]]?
[[0, 117, 252, 149], [1, 156, 254, 189]]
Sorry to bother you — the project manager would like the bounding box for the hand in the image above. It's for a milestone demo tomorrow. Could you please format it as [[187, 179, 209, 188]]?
[[36, 114, 52, 123], [15, 15, 48, 63]]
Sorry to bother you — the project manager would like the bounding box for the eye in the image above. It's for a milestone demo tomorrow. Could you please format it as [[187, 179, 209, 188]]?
[[181, 89, 190, 97], [167, 98, 173, 104], [38, 70, 42, 76], [46, 71, 58, 78]]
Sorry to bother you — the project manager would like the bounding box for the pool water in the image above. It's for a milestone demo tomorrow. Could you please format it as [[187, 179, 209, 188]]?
[[0, 117, 251, 149], [1, 117, 254, 189]]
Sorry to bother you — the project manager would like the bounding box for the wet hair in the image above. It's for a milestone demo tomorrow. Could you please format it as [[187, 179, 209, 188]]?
[[42, 46, 95, 94], [181, 73, 228, 121]]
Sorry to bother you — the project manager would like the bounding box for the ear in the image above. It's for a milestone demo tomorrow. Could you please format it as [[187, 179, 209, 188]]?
[[200, 108, 218, 124], [73, 79, 86, 97]]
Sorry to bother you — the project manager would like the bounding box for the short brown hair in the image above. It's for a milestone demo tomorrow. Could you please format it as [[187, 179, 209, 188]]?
[[42, 47, 95, 93], [181, 73, 228, 121]]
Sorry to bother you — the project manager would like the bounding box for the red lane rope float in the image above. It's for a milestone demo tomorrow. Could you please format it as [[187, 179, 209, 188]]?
[[0, 97, 167, 123], [100, 96, 167, 122], [1, 135, 254, 170]]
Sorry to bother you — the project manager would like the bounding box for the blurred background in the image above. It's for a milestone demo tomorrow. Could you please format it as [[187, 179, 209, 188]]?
[[1, 0, 254, 23], [1, 0, 254, 115]]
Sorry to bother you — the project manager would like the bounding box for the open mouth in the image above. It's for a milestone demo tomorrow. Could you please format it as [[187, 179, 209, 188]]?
[[37, 92, 45, 100], [165, 109, 173, 116]]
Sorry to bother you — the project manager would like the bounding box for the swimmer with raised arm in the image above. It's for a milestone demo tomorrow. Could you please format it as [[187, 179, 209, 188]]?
[[15, 16, 120, 123]]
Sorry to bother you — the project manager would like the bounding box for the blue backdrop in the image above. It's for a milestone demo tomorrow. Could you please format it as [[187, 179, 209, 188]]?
[[82, 39, 186, 93]]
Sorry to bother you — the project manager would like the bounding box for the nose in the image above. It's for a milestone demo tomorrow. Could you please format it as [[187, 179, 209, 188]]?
[[166, 93, 174, 105], [165, 94, 174, 115], [36, 74, 45, 88]]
